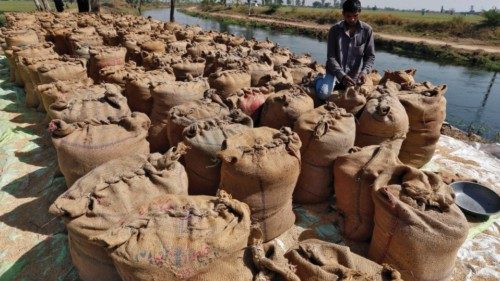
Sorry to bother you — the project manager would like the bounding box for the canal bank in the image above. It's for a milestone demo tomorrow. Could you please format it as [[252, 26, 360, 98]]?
[[144, 8, 500, 142]]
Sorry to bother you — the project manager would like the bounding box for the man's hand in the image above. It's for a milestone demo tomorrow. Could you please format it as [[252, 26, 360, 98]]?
[[357, 73, 367, 85], [341, 75, 355, 87]]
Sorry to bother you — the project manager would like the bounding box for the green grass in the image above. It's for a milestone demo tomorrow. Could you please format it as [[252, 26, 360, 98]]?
[[199, 5, 499, 44], [0, 0, 38, 13]]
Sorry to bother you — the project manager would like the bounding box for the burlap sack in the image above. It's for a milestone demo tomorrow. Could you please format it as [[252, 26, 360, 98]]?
[[49, 145, 188, 281], [368, 166, 469, 281], [256, 66, 294, 88], [253, 39, 276, 50], [139, 39, 165, 53], [398, 83, 447, 168], [88, 46, 127, 82], [144, 52, 182, 70], [148, 76, 210, 152], [186, 41, 219, 58], [122, 33, 151, 64], [326, 86, 367, 115], [208, 68, 252, 98], [379, 69, 416, 86], [123, 68, 176, 115], [260, 86, 314, 129], [293, 103, 355, 204], [50, 113, 150, 187], [94, 192, 252, 281], [4, 29, 39, 49], [67, 33, 104, 59], [12, 44, 59, 107], [333, 144, 402, 241], [268, 46, 291, 66], [167, 90, 230, 147], [171, 56, 206, 80], [167, 39, 190, 53], [285, 239, 402, 281], [99, 62, 144, 87], [37, 78, 94, 113], [284, 61, 315, 84], [183, 110, 253, 195], [356, 93, 409, 153], [219, 127, 302, 242], [244, 55, 274, 86], [48, 83, 130, 123], [37, 57, 88, 84], [226, 87, 271, 123]]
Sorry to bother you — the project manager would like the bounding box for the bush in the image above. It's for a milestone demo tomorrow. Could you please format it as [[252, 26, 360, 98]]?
[[265, 4, 281, 15], [481, 9, 500, 27]]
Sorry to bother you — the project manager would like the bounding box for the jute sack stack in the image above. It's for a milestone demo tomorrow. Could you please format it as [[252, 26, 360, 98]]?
[[260, 85, 314, 129], [183, 110, 253, 195], [244, 55, 275, 87], [48, 83, 130, 123], [50, 113, 151, 187], [37, 57, 88, 84], [123, 68, 176, 115], [398, 83, 447, 168], [219, 127, 302, 242], [171, 56, 206, 80], [99, 62, 144, 87], [333, 144, 402, 241], [355, 92, 409, 153], [293, 103, 355, 204], [4, 29, 39, 82], [148, 76, 210, 152], [208, 68, 252, 98], [326, 86, 367, 116], [88, 46, 127, 82], [167, 90, 230, 147], [67, 33, 104, 59], [93, 191, 252, 281], [49, 145, 188, 281], [37, 78, 94, 113], [285, 239, 402, 281], [368, 166, 469, 281], [226, 87, 271, 122], [13, 45, 59, 108]]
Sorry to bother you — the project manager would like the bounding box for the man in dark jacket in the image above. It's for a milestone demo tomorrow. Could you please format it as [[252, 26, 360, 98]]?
[[315, 0, 375, 100]]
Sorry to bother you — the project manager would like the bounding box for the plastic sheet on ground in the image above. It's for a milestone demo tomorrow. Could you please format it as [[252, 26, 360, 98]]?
[[0, 56, 498, 280]]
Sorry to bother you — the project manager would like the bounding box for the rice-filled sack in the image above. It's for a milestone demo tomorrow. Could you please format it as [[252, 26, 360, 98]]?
[[293, 103, 355, 204], [49, 145, 188, 281], [93, 192, 253, 281], [219, 127, 301, 242], [183, 110, 253, 195], [333, 144, 402, 242], [49, 113, 150, 186], [368, 165, 469, 281], [166, 90, 230, 147], [260, 85, 314, 129], [355, 92, 409, 153], [398, 83, 447, 168]]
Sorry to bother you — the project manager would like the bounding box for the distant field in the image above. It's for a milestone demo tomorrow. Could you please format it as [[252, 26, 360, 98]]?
[[0, 0, 38, 12]]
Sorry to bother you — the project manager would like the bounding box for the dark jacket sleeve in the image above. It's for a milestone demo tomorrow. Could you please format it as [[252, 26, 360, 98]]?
[[326, 26, 346, 80], [361, 28, 375, 74]]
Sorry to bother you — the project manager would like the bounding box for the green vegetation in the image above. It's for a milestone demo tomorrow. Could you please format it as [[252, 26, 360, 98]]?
[[0, 0, 38, 13], [198, 5, 499, 45]]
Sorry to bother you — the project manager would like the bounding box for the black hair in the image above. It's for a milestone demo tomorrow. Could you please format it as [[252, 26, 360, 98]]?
[[342, 0, 362, 13]]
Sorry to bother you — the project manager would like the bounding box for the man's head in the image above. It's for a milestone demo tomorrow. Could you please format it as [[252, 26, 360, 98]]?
[[342, 0, 361, 27]]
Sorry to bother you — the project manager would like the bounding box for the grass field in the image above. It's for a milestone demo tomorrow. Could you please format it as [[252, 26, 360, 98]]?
[[201, 5, 499, 44], [0, 0, 38, 12]]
